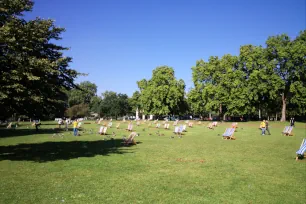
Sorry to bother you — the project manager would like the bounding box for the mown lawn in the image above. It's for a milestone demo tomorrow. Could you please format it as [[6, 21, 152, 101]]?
[[0, 121, 305, 204]]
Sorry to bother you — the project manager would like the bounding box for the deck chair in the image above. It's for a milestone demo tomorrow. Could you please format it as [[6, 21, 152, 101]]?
[[136, 121, 140, 126], [122, 132, 138, 146], [282, 126, 293, 136], [212, 122, 218, 127], [296, 139, 306, 160], [231, 122, 238, 128], [223, 128, 236, 140], [173, 120, 178, 126], [108, 122, 112, 128], [101, 127, 108, 135], [98, 126, 105, 134], [197, 121, 202, 125], [164, 123, 170, 129], [127, 124, 133, 131], [156, 123, 160, 128], [6, 122, 12, 129], [207, 123, 213, 129], [188, 122, 193, 127], [116, 123, 120, 129], [173, 126, 179, 135], [178, 125, 184, 136]]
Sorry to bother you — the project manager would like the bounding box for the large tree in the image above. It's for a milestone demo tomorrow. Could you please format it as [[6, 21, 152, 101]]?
[[67, 81, 97, 107], [98, 91, 130, 119], [137, 66, 186, 116], [265, 31, 306, 121], [0, 0, 78, 119]]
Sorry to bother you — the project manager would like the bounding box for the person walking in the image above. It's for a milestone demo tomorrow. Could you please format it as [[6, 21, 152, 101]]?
[[260, 120, 266, 135], [73, 120, 78, 136], [265, 120, 271, 135]]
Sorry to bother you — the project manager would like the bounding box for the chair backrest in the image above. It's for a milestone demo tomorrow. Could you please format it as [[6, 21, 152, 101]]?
[[129, 124, 133, 131], [223, 128, 232, 136], [287, 126, 293, 133], [166, 124, 169, 128], [126, 132, 137, 143], [183, 125, 186, 130], [174, 126, 179, 133], [296, 139, 306, 155], [103, 127, 108, 134], [99, 126, 104, 133], [179, 125, 184, 133], [228, 128, 235, 136], [283, 126, 290, 133]]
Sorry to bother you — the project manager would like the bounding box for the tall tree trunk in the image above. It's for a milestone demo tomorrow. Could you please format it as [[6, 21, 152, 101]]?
[[275, 112, 278, 121], [209, 112, 212, 119], [281, 93, 286, 122], [258, 109, 261, 120]]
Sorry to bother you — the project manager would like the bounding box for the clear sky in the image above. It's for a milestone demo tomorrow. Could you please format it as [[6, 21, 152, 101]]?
[[25, 0, 305, 96]]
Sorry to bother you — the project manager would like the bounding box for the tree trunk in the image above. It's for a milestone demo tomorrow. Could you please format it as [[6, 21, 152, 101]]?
[[258, 109, 261, 120], [275, 112, 278, 121], [281, 94, 286, 122], [209, 112, 212, 119]]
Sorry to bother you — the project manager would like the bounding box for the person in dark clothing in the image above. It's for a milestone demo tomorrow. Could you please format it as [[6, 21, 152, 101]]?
[[265, 120, 271, 135], [34, 120, 41, 132], [290, 117, 295, 127]]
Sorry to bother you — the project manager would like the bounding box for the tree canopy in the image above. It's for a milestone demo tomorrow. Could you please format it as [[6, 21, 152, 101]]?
[[137, 66, 186, 116], [0, 0, 78, 119]]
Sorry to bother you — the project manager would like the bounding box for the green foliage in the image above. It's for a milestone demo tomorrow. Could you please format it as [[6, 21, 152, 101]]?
[[0, 0, 78, 118], [190, 31, 306, 119], [67, 81, 97, 107], [137, 66, 186, 116], [65, 104, 89, 118], [98, 91, 130, 118]]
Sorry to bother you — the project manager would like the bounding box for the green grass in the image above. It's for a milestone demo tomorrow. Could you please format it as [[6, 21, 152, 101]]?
[[0, 121, 305, 204]]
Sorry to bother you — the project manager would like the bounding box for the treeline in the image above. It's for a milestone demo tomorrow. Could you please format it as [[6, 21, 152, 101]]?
[[1, 1, 305, 121]]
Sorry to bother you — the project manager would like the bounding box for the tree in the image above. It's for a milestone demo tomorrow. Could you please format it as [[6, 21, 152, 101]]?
[[98, 91, 130, 119], [67, 81, 97, 107], [0, 0, 79, 119], [65, 104, 89, 118], [265, 31, 306, 121], [137, 66, 186, 116]]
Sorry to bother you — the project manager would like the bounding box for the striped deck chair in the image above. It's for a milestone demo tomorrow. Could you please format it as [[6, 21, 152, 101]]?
[[178, 125, 184, 135], [223, 128, 236, 140], [156, 123, 160, 128], [212, 122, 218, 127], [282, 126, 293, 136], [126, 123, 132, 131], [182, 125, 187, 132], [296, 139, 306, 160], [207, 123, 213, 129], [197, 121, 202, 125], [173, 126, 179, 135], [122, 132, 138, 146], [116, 123, 120, 129], [108, 122, 112, 128], [188, 122, 193, 127]]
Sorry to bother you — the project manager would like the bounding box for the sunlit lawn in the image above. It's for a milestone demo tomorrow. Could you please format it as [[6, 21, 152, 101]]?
[[0, 120, 305, 204]]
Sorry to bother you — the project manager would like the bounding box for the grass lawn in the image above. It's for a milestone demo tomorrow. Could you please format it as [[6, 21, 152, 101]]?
[[0, 120, 305, 204]]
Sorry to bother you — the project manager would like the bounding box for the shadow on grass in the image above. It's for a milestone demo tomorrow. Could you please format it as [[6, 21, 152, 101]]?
[[0, 139, 138, 162], [0, 128, 70, 138]]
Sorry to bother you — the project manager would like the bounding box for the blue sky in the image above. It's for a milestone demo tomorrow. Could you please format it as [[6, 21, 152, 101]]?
[[25, 0, 305, 96]]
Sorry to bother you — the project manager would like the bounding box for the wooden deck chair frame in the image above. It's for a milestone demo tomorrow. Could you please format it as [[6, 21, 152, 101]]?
[[122, 132, 137, 146], [296, 139, 306, 160], [223, 128, 236, 140], [207, 123, 213, 129]]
